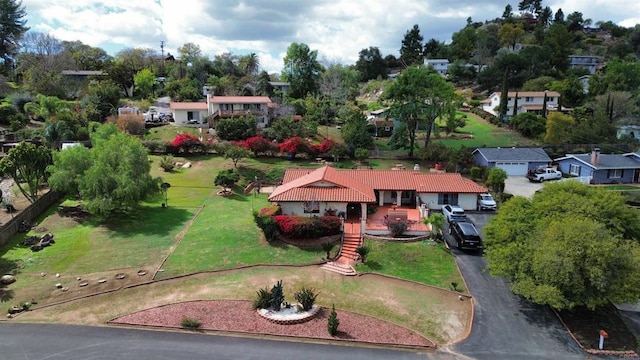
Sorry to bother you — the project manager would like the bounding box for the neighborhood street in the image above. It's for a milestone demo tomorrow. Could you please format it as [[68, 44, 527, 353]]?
[[446, 213, 585, 360]]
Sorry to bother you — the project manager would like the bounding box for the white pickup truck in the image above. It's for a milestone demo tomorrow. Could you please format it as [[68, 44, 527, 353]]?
[[526, 167, 562, 182]]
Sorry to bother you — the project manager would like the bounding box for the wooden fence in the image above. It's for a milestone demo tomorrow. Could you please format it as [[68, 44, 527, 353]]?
[[0, 191, 63, 246]]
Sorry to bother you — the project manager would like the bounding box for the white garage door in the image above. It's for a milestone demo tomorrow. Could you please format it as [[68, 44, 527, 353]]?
[[495, 162, 528, 176]]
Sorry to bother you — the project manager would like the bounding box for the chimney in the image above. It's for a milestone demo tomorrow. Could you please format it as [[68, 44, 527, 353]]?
[[591, 147, 600, 165]]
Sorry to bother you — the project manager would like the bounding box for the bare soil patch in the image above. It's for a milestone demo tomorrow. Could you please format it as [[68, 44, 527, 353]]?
[[110, 299, 435, 348]]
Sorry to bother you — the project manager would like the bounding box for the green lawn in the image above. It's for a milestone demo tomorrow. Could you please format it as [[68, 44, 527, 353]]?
[[355, 239, 465, 291], [431, 112, 533, 149]]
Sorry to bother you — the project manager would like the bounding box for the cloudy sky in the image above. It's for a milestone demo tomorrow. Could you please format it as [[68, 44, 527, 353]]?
[[21, 0, 640, 73]]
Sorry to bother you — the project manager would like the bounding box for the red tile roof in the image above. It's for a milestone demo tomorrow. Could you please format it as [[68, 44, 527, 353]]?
[[169, 102, 208, 110], [271, 166, 486, 203], [269, 166, 376, 203], [208, 95, 271, 104]]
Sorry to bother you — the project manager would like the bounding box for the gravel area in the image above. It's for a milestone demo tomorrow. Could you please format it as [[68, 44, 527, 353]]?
[[110, 300, 435, 348]]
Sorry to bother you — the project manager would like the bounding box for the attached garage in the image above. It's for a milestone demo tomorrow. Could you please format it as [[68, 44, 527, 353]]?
[[473, 147, 552, 177], [495, 162, 529, 176]]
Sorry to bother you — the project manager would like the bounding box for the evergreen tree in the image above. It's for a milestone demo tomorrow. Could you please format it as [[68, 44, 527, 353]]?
[[399, 24, 424, 66], [355, 46, 387, 82], [0, 0, 29, 75]]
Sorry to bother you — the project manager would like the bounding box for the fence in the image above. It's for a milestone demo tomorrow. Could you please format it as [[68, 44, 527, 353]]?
[[0, 191, 63, 246]]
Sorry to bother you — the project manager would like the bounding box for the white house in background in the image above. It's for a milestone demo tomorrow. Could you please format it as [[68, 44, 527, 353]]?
[[617, 125, 640, 140], [207, 95, 272, 128], [169, 102, 209, 125], [424, 59, 450, 75], [481, 91, 560, 117], [569, 55, 604, 74]]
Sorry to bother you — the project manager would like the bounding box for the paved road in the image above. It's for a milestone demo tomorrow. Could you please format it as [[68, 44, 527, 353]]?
[[445, 212, 585, 360], [0, 323, 467, 360]]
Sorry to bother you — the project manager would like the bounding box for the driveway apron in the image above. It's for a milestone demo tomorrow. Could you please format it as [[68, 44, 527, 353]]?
[[449, 213, 584, 360]]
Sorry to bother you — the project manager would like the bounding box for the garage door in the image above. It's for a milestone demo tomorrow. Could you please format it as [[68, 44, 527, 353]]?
[[495, 162, 528, 176]]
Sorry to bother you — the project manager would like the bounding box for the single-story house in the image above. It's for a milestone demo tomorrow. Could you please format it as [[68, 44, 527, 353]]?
[[169, 102, 209, 125], [555, 149, 640, 184], [268, 166, 487, 234], [373, 120, 394, 137], [472, 147, 552, 176]]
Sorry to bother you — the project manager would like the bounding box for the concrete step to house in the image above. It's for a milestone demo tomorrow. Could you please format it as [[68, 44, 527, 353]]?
[[322, 262, 357, 276]]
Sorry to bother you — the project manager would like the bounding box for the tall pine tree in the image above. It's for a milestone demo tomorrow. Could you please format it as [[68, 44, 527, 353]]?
[[399, 24, 424, 67], [0, 0, 29, 75]]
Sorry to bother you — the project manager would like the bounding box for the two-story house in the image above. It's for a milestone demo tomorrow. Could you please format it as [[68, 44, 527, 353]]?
[[481, 91, 560, 117], [424, 59, 450, 76], [207, 95, 273, 129]]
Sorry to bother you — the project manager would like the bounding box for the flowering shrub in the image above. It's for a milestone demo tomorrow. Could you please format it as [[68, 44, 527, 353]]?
[[310, 139, 334, 155], [278, 136, 309, 158], [274, 215, 341, 238], [259, 205, 282, 217], [245, 136, 278, 156], [382, 217, 418, 237], [170, 133, 205, 155]]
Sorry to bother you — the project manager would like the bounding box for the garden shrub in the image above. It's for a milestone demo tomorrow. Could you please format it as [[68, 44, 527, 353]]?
[[170, 133, 205, 155], [274, 215, 341, 238], [382, 217, 417, 237], [254, 207, 281, 242], [294, 287, 318, 311], [470, 166, 488, 181], [328, 304, 340, 336], [181, 317, 201, 329], [270, 280, 285, 311], [259, 205, 282, 217], [159, 155, 175, 172], [253, 287, 272, 310], [142, 140, 165, 153]]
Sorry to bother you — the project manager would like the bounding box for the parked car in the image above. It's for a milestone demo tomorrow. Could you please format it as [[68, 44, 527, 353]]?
[[449, 221, 484, 251], [526, 167, 562, 182], [441, 205, 467, 223], [477, 193, 497, 211]]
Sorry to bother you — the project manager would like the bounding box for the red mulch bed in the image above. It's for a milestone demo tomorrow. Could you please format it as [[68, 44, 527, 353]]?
[[110, 300, 434, 348]]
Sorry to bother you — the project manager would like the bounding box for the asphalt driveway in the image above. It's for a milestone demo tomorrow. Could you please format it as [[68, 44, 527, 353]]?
[[444, 212, 584, 360]]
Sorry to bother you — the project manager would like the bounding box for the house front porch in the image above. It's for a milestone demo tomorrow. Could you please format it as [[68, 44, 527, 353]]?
[[365, 205, 430, 236]]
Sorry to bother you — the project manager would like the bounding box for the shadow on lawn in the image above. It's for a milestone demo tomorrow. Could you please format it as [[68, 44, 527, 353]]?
[[102, 206, 195, 237]]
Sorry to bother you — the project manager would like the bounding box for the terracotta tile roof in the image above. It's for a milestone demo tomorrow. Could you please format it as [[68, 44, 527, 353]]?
[[208, 95, 272, 104], [169, 102, 208, 110], [271, 167, 486, 203], [269, 166, 376, 203]]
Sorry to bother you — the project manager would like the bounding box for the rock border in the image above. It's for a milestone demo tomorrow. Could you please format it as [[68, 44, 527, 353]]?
[[257, 305, 320, 325]]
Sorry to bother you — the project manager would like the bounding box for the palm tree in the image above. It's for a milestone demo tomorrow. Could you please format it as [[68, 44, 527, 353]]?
[[43, 119, 72, 150], [23, 94, 70, 122], [425, 213, 445, 240], [321, 242, 335, 260]]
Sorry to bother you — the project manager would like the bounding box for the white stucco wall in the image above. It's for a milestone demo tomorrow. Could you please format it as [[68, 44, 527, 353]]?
[[172, 109, 209, 125], [278, 202, 347, 216], [418, 193, 479, 211]]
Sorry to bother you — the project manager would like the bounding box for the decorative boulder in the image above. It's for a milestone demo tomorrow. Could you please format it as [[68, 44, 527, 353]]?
[[182, 162, 192, 168], [0, 274, 16, 285]]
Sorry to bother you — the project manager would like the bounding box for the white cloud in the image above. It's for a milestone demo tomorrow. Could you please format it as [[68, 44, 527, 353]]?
[[20, 0, 640, 74]]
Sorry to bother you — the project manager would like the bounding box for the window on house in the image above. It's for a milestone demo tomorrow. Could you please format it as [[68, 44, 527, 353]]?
[[607, 169, 623, 178], [303, 201, 320, 213], [548, 97, 554, 101], [384, 126, 391, 131], [438, 193, 458, 205], [569, 164, 581, 176], [525, 97, 532, 102], [187, 111, 195, 120]]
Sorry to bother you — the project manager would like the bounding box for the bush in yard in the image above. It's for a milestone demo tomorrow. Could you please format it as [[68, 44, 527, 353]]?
[[356, 245, 370, 263], [243, 135, 278, 156], [270, 280, 285, 311], [470, 167, 483, 180], [274, 215, 341, 238], [253, 210, 279, 242], [170, 133, 205, 155], [353, 147, 369, 161], [181, 317, 201, 330], [215, 116, 257, 141], [279, 136, 310, 159], [294, 287, 318, 311], [328, 304, 340, 336], [382, 217, 417, 237], [214, 169, 240, 190], [259, 205, 282, 217], [253, 287, 272, 310], [311, 139, 334, 156], [159, 155, 175, 172]]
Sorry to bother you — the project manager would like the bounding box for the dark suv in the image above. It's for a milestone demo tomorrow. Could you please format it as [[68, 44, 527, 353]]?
[[449, 221, 483, 251]]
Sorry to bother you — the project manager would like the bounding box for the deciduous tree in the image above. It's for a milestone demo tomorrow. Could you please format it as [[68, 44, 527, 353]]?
[[544, 112, 575, 144], [484, 182, 640, 310], [48, 123, 162, 216], [224, 145, 251, 168], [0, 142, 51, 203], [282, 42, 324, 99]]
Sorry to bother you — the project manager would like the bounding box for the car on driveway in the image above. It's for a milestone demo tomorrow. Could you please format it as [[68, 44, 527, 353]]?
[[449, 220, 484, 251], [442, 205, 467, 223]]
